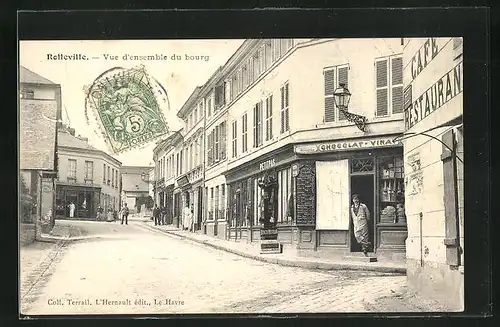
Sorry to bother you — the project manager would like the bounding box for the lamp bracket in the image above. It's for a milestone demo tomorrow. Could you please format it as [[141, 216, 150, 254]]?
[[339, 108, 368, 132]]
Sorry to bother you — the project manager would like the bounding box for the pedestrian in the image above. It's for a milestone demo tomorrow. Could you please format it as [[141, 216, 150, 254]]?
[[68, 202, 76, 218], [182, 204, 192, 231], [351, 194, 371, 256], [120, 203, 130, 225], [153, 205, 161, 226], [96, 205, 103, 221]]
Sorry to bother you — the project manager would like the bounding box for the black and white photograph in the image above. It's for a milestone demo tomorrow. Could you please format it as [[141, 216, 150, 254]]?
[[19, 36, 465, 315]]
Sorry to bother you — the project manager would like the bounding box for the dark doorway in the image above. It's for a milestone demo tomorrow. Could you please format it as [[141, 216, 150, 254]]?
[[197, 187, 203, 231], [174, 193, 181, 228], [349, 174, 375, 253]]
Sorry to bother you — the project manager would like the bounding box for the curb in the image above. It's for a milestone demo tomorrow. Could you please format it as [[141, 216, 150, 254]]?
[[141, 223, 407, 275]]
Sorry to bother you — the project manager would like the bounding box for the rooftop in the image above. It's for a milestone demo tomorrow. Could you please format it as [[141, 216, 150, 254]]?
[[20, 66, 58, 85], [57, 130, 98, 151]]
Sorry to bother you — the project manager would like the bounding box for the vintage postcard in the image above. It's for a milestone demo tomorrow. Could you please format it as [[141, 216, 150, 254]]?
[[19, 37, 464, 316]]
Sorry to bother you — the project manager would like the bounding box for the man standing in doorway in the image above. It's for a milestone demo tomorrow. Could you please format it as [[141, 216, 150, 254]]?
[[153, 205, 161, 226], [120, 203, 129, 225], [351, 194, 371, 256]]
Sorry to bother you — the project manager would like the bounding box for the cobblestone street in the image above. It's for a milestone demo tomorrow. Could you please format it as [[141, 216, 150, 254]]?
[[20, 220, 439, 315]]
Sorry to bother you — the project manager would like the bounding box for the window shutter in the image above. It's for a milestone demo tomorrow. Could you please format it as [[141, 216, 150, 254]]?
[[269, 95, 273, 139], [253, 105, 257, 148], [338, 66, 348, 121], [280, 86, 285, 133], [376, 60, 389, 116], [221, 122, 226, 160], [324, 69, 335, 122], [258, 101, 263, 145], [392, 57, 404, 114]]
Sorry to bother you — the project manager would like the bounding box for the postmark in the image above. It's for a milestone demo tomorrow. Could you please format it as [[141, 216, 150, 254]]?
[[85, 65, 170, 154]]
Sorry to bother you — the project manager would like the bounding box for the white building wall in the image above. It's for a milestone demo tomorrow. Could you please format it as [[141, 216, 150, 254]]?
[[402, 37, 463, 311]]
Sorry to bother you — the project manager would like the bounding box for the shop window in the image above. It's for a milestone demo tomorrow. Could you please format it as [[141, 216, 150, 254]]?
[[277, 167, 293, 224], [351, 158, 374, 173], [378, 156, 406, 224]]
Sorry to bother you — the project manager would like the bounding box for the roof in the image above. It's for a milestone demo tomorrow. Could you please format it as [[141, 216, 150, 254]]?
[[177, 86, 202, 119], [20, 66, 57, 85], [57, 131, 99, 151]]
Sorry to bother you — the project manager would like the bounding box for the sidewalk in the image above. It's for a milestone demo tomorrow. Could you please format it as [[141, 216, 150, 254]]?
[[140, 222, 407, 274]]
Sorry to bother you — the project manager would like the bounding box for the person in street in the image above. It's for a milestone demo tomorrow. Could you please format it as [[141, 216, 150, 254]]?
[[182, 204, 192, 231], [120, 203, 130, 225], [96, 206, 103, 221], [161, 205, 167, 225], [68, 202, 76, 218], [153, 205, 161, 226], [351, 194, 371, 256]]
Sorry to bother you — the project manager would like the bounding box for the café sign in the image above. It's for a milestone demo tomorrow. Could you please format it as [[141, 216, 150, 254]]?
[[294, 136, 402, 155]]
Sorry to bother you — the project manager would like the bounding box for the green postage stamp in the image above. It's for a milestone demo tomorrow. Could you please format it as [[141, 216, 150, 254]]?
[[85, 65, 169, 154]]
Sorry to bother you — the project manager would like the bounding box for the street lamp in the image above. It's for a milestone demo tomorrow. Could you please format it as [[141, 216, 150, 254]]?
[[333, 83, 351, 110], [332, 83, 368, 132], [140, 172, 150, 183]]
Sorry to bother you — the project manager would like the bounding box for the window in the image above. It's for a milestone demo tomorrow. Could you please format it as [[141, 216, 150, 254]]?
[[207, 98, 212, 117], [378, 156, 405, 224], [242, 65, 249, 88], [111, 168, 115, 187], [179, 150, 184, 174], [272, 39, 282, 62], [103, 164, 106, 183], [324, 65, 349, 122], [280, 83, 290, 133], [214, 83, 226, 110], [277, 168, 293, 223], [194, 108, 198, 124], [242, 113, 248, 153], [207, 130, 213, 166], [215, 126, 220, 162], [20, 89, 34, 99], [232, 120, 238, 158], [190, 143, 194, 171], [215, 186, 220, 220], [253, 101, 264, 147], [210, 187, 214, 220], [107, 166, 111, 185], [68, 159, 77, 180], [220, 121, 227, 160], [376, 55, 403, 116], [264, 40, 272, 69], [221, 184, 226, 220], [115, 170, 119, 189], [265, 95, 273, 141]]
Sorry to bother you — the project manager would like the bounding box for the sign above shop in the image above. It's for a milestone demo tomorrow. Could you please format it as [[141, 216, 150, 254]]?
[[405, 61, 463, 130], [294, 136, 402, 155], [259, 158, 276, 171]]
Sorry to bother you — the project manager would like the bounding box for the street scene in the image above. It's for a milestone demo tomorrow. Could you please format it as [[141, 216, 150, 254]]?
[[21, 218, 449, 315], [19, 37, 464, 316]]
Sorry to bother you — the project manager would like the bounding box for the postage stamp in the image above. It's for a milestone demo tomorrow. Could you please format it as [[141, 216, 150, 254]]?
[[85, 65, 169, 154]]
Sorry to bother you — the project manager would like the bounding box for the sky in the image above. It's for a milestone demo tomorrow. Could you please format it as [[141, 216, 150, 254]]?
[[19, 39, 245, 166]]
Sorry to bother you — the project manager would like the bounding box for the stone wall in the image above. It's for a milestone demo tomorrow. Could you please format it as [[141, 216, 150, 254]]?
[[20, 223, 36, 246]]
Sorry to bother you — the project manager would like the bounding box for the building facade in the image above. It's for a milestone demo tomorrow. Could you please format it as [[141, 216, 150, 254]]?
[[152, 39, 409, 260], [120, 166, 153, 214], [56, 127, 122, 219], [19, 66, 60, 242], [219, 39, 407, 259], [402, 37, 464, 310], [153, 130, 183, 226]]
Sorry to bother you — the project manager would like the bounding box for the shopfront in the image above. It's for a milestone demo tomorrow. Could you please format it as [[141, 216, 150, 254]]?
[[55, 184, 101, 219], [293, 134, 407, 257], [224, 144, 297, 244]]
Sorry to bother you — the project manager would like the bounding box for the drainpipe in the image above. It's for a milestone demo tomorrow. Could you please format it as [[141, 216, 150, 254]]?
[[419, 212, 424, 267]]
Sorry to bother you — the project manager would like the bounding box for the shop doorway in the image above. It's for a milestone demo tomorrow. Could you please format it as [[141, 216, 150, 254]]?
[[197, 187, 203, 231], [349, 174, 375, 253]]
